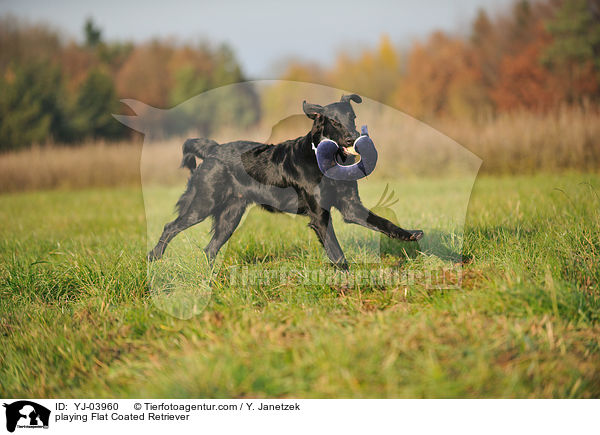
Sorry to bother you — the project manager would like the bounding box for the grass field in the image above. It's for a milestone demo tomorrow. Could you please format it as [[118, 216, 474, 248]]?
[[1, 173, 599, 398]]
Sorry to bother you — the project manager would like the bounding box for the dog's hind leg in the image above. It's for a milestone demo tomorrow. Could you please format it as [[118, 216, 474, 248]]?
[[148, 159, 229, 261], [148, 191, 212, 261], [204, 200, 247, 263], [147, 211, 209, 261]]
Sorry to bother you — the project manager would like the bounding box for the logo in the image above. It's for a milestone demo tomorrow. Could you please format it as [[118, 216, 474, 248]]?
[[3, 401, 50, 433]]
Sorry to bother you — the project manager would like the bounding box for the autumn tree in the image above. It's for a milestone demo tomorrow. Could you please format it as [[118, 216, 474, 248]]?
[[491, 35, 558, 111], [484, 0, 560, 112], [328, 34, 402, 105], [394, 32, 487, 119]]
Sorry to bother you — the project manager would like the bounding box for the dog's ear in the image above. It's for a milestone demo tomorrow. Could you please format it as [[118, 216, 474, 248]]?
[[303, 101, 324, 119], [340, 94, 362, 104], [309, 111, 325, 143]]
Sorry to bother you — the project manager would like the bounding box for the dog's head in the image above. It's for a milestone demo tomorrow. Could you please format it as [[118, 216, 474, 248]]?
[[303, 94, 362, 157]]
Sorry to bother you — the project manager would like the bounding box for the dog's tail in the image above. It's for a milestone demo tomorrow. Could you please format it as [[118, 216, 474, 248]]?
[[181, 138, 219, 172]]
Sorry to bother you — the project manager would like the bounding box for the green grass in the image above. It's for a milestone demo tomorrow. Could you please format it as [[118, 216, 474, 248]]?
[[1, 173, 599, 398]]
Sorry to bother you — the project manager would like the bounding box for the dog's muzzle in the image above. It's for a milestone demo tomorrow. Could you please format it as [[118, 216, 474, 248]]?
[[314, 125, 377, 180]]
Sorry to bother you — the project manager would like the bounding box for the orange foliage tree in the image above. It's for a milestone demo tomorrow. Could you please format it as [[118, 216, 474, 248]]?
[[393, 32, 487, 119], [115, 41, 175, 108], [491, 39, 558, 111]]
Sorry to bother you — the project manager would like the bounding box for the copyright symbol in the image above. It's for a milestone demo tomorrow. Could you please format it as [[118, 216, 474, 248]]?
[[134, 403, 142, 410]]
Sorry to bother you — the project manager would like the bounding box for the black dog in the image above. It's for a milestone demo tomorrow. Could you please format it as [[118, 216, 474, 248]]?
[[148, 94, 423, 270]]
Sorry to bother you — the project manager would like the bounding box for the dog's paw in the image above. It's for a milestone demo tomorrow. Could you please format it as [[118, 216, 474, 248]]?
[[408, 230, 424, 241], [332, 260, 350, 271], [147, 250, 162, 262], [393, 229, 424, 241]]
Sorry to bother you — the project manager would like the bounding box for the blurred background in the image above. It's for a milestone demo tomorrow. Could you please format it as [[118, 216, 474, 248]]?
[[0, 0, 599, 191]]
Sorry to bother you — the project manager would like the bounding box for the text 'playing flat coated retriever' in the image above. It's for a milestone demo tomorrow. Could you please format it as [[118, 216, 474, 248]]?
[[148, 94, 423, 270]]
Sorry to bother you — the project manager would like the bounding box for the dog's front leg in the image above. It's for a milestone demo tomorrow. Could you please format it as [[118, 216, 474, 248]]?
[[308, 209, 349, 271], [338, 201, 423, 241]]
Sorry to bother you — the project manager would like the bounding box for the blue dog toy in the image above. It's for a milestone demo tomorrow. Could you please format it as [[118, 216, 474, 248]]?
[[314, 125, 378, 181]]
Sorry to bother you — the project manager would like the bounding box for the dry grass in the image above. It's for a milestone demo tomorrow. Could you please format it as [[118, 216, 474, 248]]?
[[1, 108, 599, 193], [0, 141, 144, 193], [436, 107, 600, 174]]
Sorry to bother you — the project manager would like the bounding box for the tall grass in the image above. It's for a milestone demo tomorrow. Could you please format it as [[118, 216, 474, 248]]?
[[0, 108, 598, 193], [0, 141, 144, 192], [437, 107, 600, 174]]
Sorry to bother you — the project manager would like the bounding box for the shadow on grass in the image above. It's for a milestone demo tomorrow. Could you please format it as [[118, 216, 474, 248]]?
[[381, 229, 468, 265]]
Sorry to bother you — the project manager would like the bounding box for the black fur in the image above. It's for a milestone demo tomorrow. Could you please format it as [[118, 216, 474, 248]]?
[[148, 94, 423, 270]]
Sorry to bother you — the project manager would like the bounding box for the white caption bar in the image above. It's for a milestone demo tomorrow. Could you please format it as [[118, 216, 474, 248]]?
[[0, 399, 597, 435]]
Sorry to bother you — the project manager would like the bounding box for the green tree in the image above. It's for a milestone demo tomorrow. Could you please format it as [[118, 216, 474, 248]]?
[[84, 18, 102, 48], [543, 0, 600, 101], [0, 62, 68, 150], [71, 68, 124, 140]]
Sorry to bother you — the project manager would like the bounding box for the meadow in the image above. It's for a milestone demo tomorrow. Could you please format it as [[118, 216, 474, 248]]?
[[1, 172, 599, 398], [2, 0, 600, 401]]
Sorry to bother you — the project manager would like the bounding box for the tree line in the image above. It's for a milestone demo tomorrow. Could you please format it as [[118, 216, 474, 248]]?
[[1, 0, 598, 151], [0, 17, 259, 151], [282, 0, 600, 120]]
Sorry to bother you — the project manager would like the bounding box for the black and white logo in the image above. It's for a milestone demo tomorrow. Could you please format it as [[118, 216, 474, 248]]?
[[3, 401, 50, 433]]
